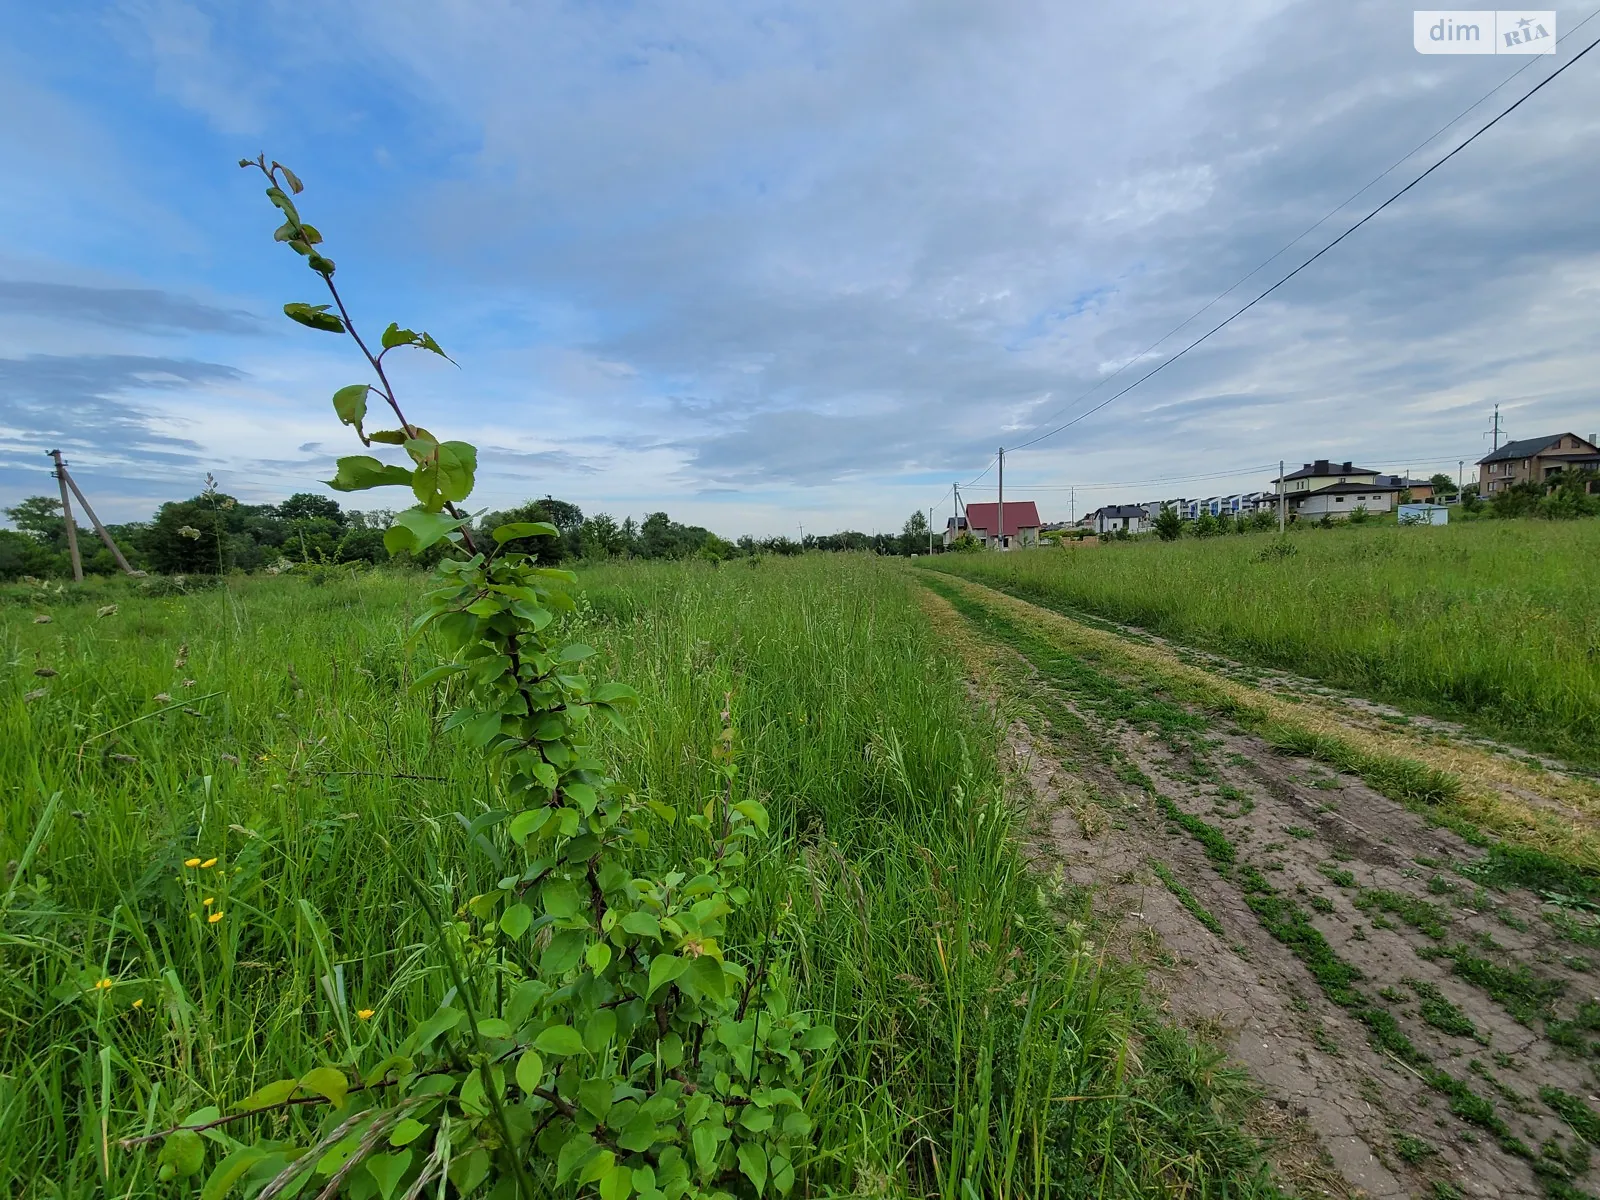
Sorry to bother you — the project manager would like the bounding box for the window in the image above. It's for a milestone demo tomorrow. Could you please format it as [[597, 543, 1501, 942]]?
[[1336, 496, 1345, 503]]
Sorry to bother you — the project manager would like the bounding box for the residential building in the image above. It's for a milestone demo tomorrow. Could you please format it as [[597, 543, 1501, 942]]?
[[1092, 504, 1148, 535], [1375, 474, 1438, 500], [1476, 433, 1600, 495], [1288, 480, 1401, 520], [952, 501, 1042, 549], [1275, 459, 1382, 499]]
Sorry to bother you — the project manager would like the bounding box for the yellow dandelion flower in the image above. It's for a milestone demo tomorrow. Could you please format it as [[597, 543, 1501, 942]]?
[[184, 857, 201, 868], [203, 897, 214, 906], [94, 977, 113, 990], [201, 858, 218, 869], [132, 998, 144, 1009], [357, 1008, 375, 1020], [208, 911, 224, 924]]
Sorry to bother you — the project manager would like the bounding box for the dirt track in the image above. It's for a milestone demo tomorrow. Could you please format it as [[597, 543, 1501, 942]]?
[[921, 573, 1600, 1200]]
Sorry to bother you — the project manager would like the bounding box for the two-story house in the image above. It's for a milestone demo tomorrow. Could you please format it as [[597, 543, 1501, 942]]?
[[1477, 433, 1600, 495], [1092, 504, 1148, 535], [1271, 459, 1399, 520]]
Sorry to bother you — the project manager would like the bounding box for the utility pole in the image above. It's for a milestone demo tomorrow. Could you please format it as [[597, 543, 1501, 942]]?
[[1070, 485, 1075, 525], [1458, 459, 1464, 492], [996, 446, 1005, 551], [1278, 459, 1286, 534], [58, 461, 137, 575], [927, 508, 933, 555], [1488, 403, 1503, 452], [49, 449, 84, 583]]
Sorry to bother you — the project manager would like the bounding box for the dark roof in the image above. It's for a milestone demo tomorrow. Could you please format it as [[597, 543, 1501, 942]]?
[[1093, 504, 1147, 519], [962, 501, 1042, 537], [1280, 459, 1380, 481], [1290, 481, 1401, 501], [1477, 434, 1596, 464]]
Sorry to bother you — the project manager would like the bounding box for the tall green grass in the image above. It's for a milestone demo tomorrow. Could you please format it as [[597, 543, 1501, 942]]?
[[924, 522, 1600, 770], [1, 558, 1276, 1198]]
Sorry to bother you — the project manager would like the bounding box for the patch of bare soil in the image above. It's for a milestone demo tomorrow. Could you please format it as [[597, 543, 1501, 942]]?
[[921, 582, 1600, 1200]]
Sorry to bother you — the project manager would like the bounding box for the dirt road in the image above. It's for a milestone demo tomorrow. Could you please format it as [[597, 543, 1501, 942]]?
[[919, 571, 1600, 1200]]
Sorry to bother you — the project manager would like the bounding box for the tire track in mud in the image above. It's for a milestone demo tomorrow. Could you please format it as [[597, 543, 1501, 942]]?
[[920, 573, 1600, 1200]]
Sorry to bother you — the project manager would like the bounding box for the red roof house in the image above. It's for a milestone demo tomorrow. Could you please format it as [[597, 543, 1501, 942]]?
[[953, 501, 1042, 549]]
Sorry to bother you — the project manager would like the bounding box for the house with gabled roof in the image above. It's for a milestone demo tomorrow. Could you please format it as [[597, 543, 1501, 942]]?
[[946, 500, 1042, 550], [1477, 433, 1600, 496]]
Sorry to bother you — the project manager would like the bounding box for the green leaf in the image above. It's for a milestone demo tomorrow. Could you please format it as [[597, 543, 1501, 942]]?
[[691, 1124, 719, 1175], [200, 1146, 267, 1200], [508, 808, 551, 844], [557, 1133, 597, 1183], [265, 186, 300, 223], [648, 954, 687, 998], [277, 164, 304, 193], [541, 929, 587, 975], [579, 1077, 614, 1121], [534, 1025, 587, 1057], [332, 384, 370, 434], [412, 1004, 463, 1052], [799, 1025, 838, 1052], [381, 323, 416, 349], [365, 1150, 413, 1200], [389, 1118, 428, 1148], [492, 521, 560, 544], [737, 1142, 768, 1195], [157, 1129, 205, 1181], [435, 441, 477, 503], [592, 682, 638, 704], [515, 1049, 545, 1094], [367, 429, 408, 445], [298, 1066, 349, 1109], [621, 911, 662, 940], [585, 941, 612, 974], [326, 455, 412, 493], [600, 1162, 634, 1200], [499, 903, 532, 939], [772, 1154, 796, 1195], [237, 1078, 298, 1112], [460, 709, 502, 749], [283, 301, 344, 333], [475, 1017, 512, 1039], [410, 663, 467, 690], [583, 1007, 618, 1054], [542, 878, 581, 919], [383, 507, 467, 556], [419, 332, 455, 363], [557, 643, 596, 663]]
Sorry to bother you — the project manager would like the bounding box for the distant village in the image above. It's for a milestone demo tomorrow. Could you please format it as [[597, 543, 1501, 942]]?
[[941, 433, 1600, 549]]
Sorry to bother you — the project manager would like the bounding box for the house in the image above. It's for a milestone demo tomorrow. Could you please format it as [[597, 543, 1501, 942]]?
[[1287, 480, 1401, 520], [1092, 504, 1148, 535], [1477, 433, 1600, 496], [1275, 459, 1382, 499], [953, 501, 1042, 549], [1375, 475, 1438, 500]]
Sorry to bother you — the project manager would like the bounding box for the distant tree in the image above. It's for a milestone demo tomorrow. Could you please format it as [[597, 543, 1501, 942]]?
[[1429, 473, 1457, 497], [146, 495, 236, 574], [1153, 505, 1184, 541], [1397, 487, 1413, 505], [480, 499, 576, 565], [1249, 507, 1278, 532], [578, 513, 627, 559], [278, 492, 346, 525], [3, 495, 67, 546], [901, 510, 930, 555], [950, 531, 983, 553], [1348, 504, 1371, 524], [1193, 510, 1222, 538], [538, 495, 584, 532]]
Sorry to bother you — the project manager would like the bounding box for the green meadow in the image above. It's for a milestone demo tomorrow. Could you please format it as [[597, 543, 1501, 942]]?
[[926, 521, 1600, 771], [1, 559, 1275, 1198]]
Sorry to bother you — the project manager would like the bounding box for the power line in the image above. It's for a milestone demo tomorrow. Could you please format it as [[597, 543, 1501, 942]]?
[[997, 450, 1481, 496], [999, 30, 1600, 458], [1006, 9, 1600, 451]]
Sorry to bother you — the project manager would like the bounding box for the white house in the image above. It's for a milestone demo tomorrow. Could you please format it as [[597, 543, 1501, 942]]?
[[1290, 481, 1401, 520], [1092, 504, 1148, 535]]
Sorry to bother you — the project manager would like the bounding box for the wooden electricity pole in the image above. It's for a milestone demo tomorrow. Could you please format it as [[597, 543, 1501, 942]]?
[[49, 450, 83, 583], [1278, 459, 1286, 534], [48, 450, 139, 579], [996, 447, 1005, 551]]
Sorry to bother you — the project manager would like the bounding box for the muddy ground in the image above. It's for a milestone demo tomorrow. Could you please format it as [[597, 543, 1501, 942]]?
[[921, 574, 1600, 1200]]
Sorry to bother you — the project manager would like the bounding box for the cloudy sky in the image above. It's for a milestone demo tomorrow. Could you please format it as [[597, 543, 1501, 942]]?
[[2, 2, 1597, 536]]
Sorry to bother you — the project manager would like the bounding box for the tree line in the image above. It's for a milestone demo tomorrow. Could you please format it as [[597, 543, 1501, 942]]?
[[0, 489, 942, 579]]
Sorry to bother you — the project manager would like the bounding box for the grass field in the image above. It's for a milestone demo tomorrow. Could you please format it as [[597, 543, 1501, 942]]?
[[923, 521, 1600, 771], [1, 558, 1279, 1198]]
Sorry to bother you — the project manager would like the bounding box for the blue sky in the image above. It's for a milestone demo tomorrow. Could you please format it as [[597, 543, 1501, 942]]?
[[2, 1, 1598, 535]]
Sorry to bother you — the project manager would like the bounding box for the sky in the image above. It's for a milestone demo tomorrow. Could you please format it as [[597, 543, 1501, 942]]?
[[1, 1, 1598, 537]]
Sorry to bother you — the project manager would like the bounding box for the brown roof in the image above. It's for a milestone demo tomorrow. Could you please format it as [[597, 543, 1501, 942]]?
[[963, 501, 1042, 536]]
